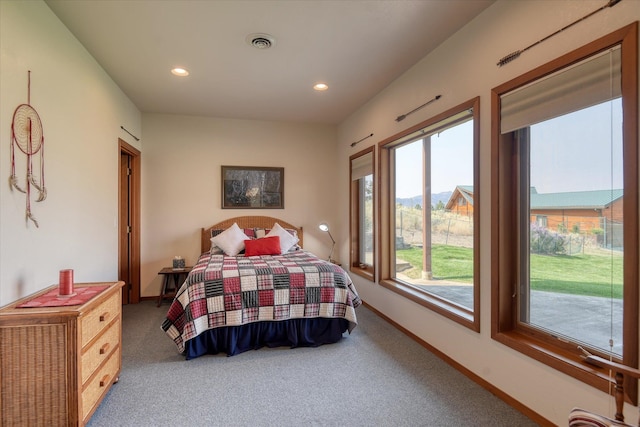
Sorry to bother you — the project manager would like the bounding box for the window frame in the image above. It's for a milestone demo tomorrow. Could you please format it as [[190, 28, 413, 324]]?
[[350, 146, 375, 281], [491, 23, 638, 400], [378, 97, 480, 331]]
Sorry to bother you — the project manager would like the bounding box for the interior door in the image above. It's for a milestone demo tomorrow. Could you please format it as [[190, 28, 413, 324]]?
[[119, 152, 132, 304], [118, 139, 141, 304]]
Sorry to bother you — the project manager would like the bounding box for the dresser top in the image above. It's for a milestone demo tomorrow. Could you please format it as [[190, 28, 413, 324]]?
[[0, 281, 124, 318]]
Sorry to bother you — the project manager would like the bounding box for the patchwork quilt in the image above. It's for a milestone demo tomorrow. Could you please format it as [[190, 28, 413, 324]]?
[[162, 250, 361, 353]]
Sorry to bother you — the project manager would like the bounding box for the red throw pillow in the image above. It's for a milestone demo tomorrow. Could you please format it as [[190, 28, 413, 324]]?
[[244, 236, 281, 257]]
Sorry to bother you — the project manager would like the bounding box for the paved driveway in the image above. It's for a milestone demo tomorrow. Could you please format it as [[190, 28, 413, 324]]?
[[417, 284, 623, 355]]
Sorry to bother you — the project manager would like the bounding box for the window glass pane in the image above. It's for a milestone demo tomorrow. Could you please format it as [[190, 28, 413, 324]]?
[[520, 99, 623, 356], [359, 175, 374, 265], [350, 147, 375, 279], [393, 119, 474, 310]]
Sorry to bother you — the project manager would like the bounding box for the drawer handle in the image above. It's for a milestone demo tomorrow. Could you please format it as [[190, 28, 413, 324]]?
[[99, 343, 110, 355], [99, 312, 110, 322], [99, 374, 110, 387]]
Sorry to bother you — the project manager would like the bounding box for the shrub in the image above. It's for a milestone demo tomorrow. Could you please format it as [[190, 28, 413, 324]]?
[[531, 223, 567, 255]]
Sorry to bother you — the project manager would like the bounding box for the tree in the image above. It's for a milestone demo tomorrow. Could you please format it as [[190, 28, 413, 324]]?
[[364, 177, 373, 201]]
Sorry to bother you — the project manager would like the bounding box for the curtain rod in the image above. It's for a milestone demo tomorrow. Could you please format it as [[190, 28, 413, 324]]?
[[351, 133, 374, 148], [120, 125, 140, 141], [496, 0, 622, 67], [395, 95, 441, 122]]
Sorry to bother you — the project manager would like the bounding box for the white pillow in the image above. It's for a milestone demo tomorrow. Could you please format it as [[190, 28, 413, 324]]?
[[211, 223, 247, 256], [265, 223, 299, 254]]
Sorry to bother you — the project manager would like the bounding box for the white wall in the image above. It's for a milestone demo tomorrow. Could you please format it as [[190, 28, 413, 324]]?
[[140, 114, 338, 298], [337, 0, 640, 425], [0, 0, 141, 305]]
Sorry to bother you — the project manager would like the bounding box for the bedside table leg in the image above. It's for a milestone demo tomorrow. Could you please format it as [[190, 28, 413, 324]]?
[[172, 274, 181, 294], [157, 275, 169, 307]]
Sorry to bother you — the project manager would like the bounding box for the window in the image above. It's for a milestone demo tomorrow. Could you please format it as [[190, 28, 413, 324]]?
[[350, 147, 375, 281], [492, 23, 638, 399], [379, 98, 480, 330], [535, 215, 547, 228]]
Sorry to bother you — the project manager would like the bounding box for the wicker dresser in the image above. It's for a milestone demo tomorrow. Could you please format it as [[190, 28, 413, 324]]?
[[0, 281, 124, 426]]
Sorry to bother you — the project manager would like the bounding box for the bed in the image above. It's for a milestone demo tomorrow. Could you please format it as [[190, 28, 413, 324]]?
[[161, 216, 361, 359]]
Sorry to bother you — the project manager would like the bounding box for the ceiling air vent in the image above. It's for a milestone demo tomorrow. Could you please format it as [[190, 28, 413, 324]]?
[[246, 33, 276, 50]]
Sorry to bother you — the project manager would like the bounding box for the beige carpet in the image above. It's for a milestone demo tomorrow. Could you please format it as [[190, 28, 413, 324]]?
[[87, 301, 538, 426]]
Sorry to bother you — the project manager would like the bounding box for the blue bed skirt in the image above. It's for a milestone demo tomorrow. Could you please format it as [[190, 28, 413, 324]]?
[[184, 317, 350, 359]]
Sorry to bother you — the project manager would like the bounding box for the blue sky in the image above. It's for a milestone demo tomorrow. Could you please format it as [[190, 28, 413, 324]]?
[[395, 120, 473, 198], [394, 99, 622, 199], [530, 100, 622, 193]]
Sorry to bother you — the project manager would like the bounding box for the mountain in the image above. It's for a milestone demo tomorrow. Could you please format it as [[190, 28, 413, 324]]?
[[396, 191, 452, 209]]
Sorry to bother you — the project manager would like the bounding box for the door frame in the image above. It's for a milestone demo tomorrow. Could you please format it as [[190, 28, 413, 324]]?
[[119, 139, 141, 304]]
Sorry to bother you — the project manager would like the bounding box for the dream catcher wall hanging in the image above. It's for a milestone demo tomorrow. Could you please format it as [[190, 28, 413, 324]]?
[[10, 70, 46, 227]]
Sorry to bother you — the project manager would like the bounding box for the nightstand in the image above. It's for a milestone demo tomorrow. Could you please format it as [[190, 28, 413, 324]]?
[[157, 267, 192, 306]]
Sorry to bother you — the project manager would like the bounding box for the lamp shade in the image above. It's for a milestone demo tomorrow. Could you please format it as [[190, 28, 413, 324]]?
[[318, 222, 335, 262]]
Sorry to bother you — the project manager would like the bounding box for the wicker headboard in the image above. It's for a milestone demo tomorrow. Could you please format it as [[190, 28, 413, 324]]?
[[201, 216, 303, 253]]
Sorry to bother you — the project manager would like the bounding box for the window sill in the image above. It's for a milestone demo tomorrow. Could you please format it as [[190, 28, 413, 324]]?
[[380, 278, 479, 332], [492, 329, 635, 402], [350, 266, 374, 282]]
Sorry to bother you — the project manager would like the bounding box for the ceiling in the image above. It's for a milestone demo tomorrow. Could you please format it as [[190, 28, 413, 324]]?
[[45, 0, 494, 125]]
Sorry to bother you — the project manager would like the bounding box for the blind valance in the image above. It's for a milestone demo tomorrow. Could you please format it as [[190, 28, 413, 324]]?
[[351, 151, 373, 181], [501, 46, 621, 134]]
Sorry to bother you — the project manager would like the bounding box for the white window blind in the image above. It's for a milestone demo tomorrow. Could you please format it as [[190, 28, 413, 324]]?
[[500, 46, 621, 134], [387, 109, 473, 149], [351, 151, 373, 181]]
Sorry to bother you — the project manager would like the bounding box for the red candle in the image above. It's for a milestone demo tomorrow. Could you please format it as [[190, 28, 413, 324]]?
[[59, 269, 74, 295]]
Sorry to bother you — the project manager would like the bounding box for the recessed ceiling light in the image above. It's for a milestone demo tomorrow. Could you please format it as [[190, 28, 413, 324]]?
[[171, 67, 189, 77], [313, 83, 328, 91]]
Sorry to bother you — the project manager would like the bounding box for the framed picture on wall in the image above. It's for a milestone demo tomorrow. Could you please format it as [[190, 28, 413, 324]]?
[[221, 166, 284, 209]]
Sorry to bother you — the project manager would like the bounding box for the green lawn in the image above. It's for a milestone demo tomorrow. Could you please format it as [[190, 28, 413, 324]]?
[[396, 245, 623, 298], [397, 246, 473, 282]]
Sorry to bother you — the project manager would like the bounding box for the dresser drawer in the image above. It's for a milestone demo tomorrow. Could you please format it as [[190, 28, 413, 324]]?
[[82, 346, 120, 422], [81, 290, 120, 348], [81, 320, 120, 385]]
